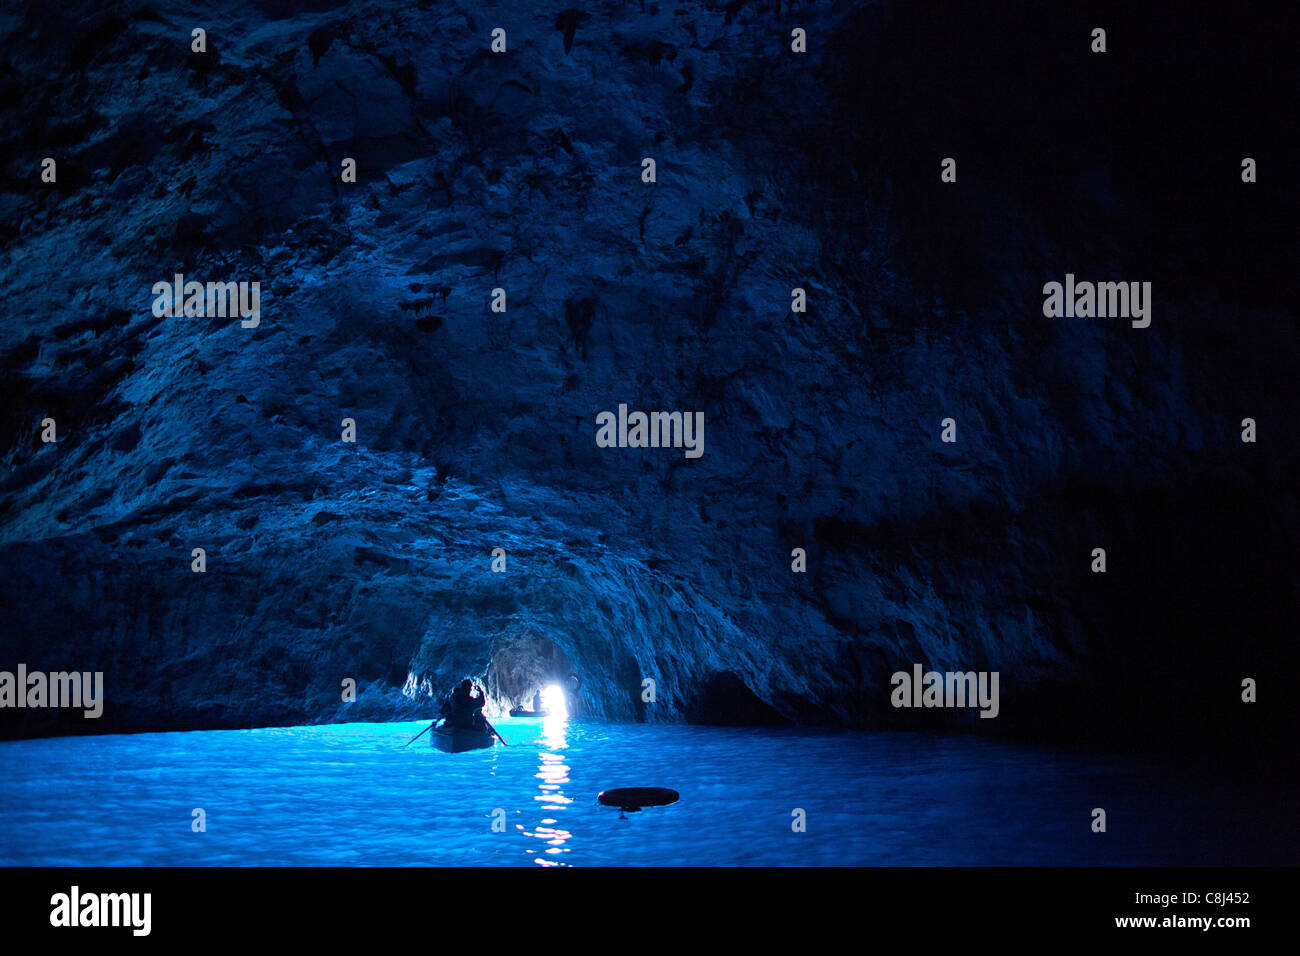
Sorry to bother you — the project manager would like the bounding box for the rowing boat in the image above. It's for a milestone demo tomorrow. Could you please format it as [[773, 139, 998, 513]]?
[[432, 724, 496, 753]]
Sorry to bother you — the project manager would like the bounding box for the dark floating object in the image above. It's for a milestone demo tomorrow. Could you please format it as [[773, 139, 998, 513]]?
[[432, 725, 496, 753], [508, 707, 549, 718], [598, 787, 680, 815]]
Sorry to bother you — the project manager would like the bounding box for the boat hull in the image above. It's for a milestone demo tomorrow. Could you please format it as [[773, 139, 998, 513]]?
[[432, 725, 496, 753]]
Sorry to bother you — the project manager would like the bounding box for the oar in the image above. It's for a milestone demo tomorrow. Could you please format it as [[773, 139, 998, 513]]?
[[404, 718, 443, 748], [483, 717, 507, 746]]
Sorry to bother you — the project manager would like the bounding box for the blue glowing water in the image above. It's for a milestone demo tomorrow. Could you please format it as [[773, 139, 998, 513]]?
[[0, 719, 1291, 866]]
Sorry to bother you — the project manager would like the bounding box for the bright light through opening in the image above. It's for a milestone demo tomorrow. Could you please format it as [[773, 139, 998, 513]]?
[[541, 684, 568, 719]]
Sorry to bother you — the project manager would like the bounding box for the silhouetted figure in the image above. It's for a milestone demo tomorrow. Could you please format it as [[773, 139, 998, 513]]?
[[440, 678, 488, 732], [509, 688, 548, 717]]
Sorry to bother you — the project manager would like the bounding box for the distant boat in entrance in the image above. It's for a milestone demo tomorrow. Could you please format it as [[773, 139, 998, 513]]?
[[508, 706, 549, 718]]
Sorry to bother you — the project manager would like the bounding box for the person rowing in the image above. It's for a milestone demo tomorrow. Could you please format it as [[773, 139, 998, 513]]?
[[405, 678, 505, 748], [440, 678, 489, 732]]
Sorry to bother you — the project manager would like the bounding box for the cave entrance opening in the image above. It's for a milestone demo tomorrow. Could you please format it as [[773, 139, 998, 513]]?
[[485, 633, 578, 717]]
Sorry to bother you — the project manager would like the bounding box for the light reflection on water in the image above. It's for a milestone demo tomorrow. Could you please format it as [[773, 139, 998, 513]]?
[[519, 714, 572, 866]]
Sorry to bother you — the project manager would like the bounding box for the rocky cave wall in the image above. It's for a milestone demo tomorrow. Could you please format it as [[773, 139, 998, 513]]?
[[0, 0, 1296, 745]]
